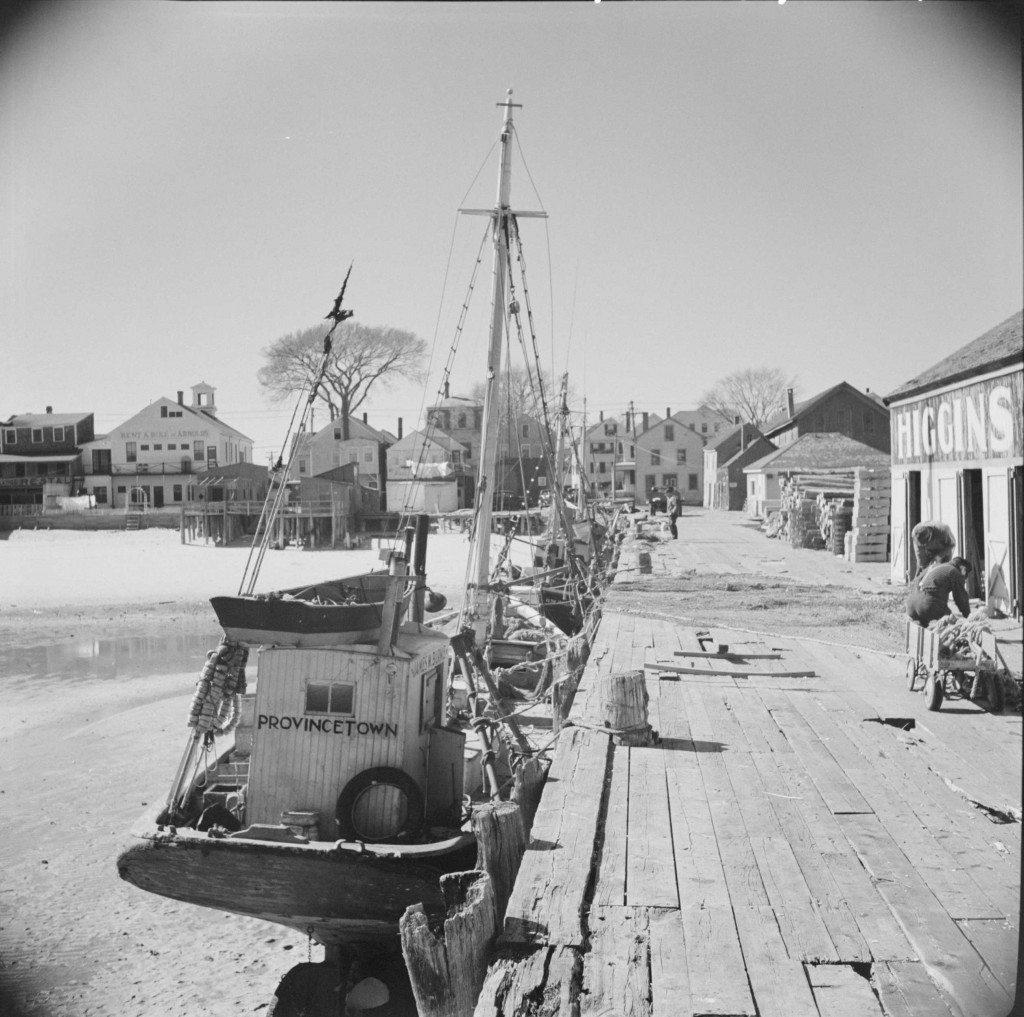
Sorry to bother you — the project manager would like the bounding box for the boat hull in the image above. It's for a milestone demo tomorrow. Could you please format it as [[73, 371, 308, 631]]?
[[210, 573, 410, 647], [117, 820, 476, 944]]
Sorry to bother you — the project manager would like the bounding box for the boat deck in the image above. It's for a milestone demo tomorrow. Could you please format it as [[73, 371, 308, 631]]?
[[479, 613, 1020, 1015]]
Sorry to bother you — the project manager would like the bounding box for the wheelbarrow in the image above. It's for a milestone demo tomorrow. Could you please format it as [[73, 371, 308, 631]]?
[[905, 618, 1004, 713]]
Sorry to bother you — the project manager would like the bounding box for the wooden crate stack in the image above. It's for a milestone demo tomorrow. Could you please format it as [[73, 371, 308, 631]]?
[[780, 473, 856, 550], [846, 468, 891, 562], [817, 493, 853, 555]]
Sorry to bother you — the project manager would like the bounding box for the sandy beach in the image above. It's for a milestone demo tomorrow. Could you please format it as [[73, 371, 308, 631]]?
[[0, 526, 499, 1017]]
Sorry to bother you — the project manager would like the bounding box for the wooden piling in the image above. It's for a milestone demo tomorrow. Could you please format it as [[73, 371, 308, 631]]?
[[511, 756, 547, 839], [400, 870, 497, 1017], [600, 669, 654, 746], [472, 801, 526, 922]]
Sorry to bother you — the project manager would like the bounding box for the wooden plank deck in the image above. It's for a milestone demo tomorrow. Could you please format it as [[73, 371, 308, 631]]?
[[481, 606, 1020, 1016]]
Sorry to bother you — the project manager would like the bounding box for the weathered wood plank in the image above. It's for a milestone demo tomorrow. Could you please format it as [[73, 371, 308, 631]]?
[[679, 905, 756, 1016], [749, 835, 839, 963], [806, 963, 886, 1017], [661, 688, 732, 909], [955, 918, 1019, 1001], [581, 906, 651, 1017], [838, 813, 1015, 1017], [473, 944, 581, 1017], [626, 746, 677, 908], [501, 726, 609, 947], [757, 688, 873, 816], [731, 905, 820, 1017], [648, 908, 691, 1016], [787, 687, 1004, 921], [593, 745, 629, 908], [872, 961, 958, 1017]]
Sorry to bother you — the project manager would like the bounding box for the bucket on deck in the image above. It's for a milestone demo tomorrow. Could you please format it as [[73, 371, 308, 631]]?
[[281, 810, 320, 841]]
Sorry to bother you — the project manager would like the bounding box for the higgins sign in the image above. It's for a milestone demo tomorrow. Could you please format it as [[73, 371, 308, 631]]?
[[891, 373, 1022, 466]]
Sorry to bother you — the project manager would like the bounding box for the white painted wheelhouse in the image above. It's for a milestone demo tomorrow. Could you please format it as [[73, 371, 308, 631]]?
[[244, 623, 463, 841]]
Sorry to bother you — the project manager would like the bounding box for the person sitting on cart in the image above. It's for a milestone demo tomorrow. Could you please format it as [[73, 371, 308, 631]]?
[[906, 552, 972, 626]]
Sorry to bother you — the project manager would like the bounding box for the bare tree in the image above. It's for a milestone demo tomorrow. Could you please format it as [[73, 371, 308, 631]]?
[[699, 367, 796, 429], [258, 321, 428, 439]]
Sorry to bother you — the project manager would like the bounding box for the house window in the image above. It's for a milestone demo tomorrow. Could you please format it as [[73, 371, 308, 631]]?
[[167, 443, 176, 450], [161, 406, 168, 418], [92, 449, 111, 472], [306, 681, 355, 715], [172, 484, 182, 502], [364, 449, 374, 463], [688, 474, 699, 491], [676, 448, 687, 464], [522, 424, 529, 438], [116, 485, 127, 494], [663, 473, 677, 490], [589, 462, 594, 474], [604, 424, 616, 436], [53, 427, 65, 442], [521, 445, 532, 458], [3, 429, 15, 444], [650, 449, 661, 466], [714, 423, 720, 433], [598, 462, 607, 474], [864, 413, 874, 433], [451, 450, 462, 469], [299, 461, 307, 473], [154, 444, 162, 451], [348, 451, 359, 463], [701, 423, 707, 434], [664, 425, 674, 441], [94, 487, 108, 504], [458, 414, 467, 428], [32, 429, 43, 443], [126, 442, 137, 463], [194, 440, 204, 460]]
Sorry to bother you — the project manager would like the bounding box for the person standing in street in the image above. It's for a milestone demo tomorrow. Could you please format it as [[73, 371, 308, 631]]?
[[667, 489, 681, 539]]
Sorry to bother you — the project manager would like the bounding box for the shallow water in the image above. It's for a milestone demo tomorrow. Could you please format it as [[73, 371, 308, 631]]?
[[0, 630, 223, 695]]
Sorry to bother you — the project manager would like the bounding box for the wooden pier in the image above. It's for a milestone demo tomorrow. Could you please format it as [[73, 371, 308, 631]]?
[[474, 523, 1021, 1016]]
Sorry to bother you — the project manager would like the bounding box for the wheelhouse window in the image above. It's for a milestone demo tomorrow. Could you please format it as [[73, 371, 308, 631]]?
[[306, 682, 355, 715]]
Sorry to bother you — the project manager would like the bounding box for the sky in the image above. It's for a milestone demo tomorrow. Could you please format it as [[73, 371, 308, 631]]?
[[1, 1, 1021, 466]]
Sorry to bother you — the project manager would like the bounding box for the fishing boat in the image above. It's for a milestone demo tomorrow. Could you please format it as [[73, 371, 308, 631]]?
[[118, 91, 611, 1010]]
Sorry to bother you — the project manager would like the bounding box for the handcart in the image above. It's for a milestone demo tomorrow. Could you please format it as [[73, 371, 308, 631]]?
[[905, 618, 1004, 713]]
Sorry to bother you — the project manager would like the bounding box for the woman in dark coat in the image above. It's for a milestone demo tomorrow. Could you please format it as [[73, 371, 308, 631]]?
[[906, 555, 972, 626]]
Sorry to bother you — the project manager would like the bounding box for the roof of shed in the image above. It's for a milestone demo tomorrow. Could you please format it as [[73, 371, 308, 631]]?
[[884, 310, 1023, 403], [743, 432, 890, 473]]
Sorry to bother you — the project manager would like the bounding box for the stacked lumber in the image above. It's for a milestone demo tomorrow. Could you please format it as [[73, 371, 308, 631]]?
[[778, 473, 856, 550], [846, 468, 891, 563], [817, 494, 853, 556]]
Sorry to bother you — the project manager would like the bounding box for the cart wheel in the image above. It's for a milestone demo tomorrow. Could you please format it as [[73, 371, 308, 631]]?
[[924, 670, 944, 711], [987, 673, 1004, 713], [906, 658, 920, 691]]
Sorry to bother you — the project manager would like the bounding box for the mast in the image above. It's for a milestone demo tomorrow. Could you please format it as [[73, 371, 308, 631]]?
[[466, 91, 519, 637]]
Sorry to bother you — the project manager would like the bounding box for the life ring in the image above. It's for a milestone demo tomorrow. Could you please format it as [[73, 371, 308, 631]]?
[[335, 767, 424, 842]]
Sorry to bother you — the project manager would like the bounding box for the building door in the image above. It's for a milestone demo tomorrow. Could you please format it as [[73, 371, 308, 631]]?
[[1012, 467, 1023, 619], [899, 471, 921, 580], [153, 486, 165, 509], [957, 469, 985, 598]]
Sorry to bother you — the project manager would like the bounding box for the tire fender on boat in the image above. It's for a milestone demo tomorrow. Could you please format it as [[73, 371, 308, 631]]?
[[335, 766, 425, 842]]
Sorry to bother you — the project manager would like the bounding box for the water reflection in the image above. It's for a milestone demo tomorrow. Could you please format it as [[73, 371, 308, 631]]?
[[0, 630, 224, 692]]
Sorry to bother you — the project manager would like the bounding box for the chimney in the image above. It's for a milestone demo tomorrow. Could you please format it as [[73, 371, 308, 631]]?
[[741, 425, 747, 452], [397, 417, 403, 439], [642, 411, 649, 432], [786, 388, 795, 416], [363, 412, 368, 424], [177, 391, 184, 405], [666, 407, 671, 419], [46, 405, 53, 414], [625, 410, 631, 433], [599, 410, 604, 422], [734, 414, 740, 425]]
